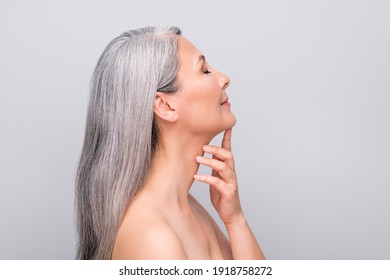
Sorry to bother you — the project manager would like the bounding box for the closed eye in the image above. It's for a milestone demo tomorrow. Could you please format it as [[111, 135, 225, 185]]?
[[197, 55, 212, 74]]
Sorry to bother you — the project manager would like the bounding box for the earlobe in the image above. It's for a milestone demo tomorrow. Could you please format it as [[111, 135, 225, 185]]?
[[153, 93, 179, 123]]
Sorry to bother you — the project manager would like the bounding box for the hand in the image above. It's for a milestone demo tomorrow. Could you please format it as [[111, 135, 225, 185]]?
[[194, 128, 245, 226]]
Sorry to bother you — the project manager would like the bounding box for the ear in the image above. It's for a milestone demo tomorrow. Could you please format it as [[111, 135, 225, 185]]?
[[153, 92, 179, 123]]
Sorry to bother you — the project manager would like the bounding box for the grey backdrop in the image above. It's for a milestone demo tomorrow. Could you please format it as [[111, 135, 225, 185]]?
[[0, 0, 389, 259]]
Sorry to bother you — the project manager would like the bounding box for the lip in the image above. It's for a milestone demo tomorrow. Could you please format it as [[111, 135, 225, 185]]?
[[220, 97, 229, 105]]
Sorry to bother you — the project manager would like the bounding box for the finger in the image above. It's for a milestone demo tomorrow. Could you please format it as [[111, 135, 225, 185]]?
[[196, 156, 234, 181], [222, 128, 232, 151], [193, 174, 229, 193], [203, 145, 234, 162]]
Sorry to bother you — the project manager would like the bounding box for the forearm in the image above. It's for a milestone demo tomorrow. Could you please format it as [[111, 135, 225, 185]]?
[[226, 215, 266, 260]]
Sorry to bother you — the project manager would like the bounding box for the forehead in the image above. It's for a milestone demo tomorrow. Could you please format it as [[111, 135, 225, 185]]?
[[178, 36, 202, 64]]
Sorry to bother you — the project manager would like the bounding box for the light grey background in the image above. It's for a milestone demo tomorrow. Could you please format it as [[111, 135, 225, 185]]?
[[0, 0, 389, 259]]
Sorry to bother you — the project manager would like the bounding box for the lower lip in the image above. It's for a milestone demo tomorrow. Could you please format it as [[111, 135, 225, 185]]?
[[221, 101, 231, 106]]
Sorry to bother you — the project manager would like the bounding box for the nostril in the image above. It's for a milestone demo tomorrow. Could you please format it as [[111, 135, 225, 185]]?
[[223, 79, 230, 90]]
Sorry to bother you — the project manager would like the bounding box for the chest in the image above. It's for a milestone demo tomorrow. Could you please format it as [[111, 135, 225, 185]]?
[[168, 213, 224, 259], [189, 221, 224, 259]]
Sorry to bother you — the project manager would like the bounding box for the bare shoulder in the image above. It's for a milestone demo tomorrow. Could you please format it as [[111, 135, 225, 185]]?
[[112, 201, 187, 260]]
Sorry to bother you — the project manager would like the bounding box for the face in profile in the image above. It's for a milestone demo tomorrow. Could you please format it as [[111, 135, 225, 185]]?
[[174, 37, 236, 136]]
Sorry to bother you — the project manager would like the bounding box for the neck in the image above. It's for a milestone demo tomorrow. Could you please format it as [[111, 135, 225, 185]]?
[[142, 131, 213, 211]]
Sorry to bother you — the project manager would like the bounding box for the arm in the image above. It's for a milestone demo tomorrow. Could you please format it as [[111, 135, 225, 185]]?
[[194, 128, 265, 260], [225, 214, 265, 259]]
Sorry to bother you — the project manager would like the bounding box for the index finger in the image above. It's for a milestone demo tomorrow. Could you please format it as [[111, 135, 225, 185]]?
[[222, 128, 232, 151]]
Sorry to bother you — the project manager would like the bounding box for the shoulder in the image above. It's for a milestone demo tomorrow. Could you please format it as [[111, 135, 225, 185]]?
[[112, 203, 188, 260]]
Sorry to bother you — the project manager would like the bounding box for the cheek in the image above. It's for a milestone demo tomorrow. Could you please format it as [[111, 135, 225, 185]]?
[[177, 78, 226, 130], [187, 79, 221, 104], [178, 97, 217, 130], [182, 84, 221, 119]]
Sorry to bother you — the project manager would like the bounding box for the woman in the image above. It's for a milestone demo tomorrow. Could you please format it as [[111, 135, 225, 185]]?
[[75, 26, 265, 260]]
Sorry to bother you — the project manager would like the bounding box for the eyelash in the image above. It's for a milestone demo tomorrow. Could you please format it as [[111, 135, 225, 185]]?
[[203, 70, 212, 74]]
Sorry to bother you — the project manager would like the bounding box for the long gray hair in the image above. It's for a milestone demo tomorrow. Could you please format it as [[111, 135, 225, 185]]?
[[75, 26, 181, 259]]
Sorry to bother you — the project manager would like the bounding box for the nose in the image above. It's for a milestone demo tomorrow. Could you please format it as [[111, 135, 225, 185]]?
[[216, 70, 230, 90]]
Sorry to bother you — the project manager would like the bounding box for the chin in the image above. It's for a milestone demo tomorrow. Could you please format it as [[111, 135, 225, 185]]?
[[214, 114, 237, 135], [224, 112, 237, 129], [230, 114, 237, 127]]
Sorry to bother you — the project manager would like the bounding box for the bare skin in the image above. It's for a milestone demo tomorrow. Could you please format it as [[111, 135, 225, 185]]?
[[111, 37, 265, 260]]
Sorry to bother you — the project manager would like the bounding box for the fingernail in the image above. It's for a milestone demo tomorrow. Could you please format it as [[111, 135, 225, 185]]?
[[194, 174, 201, 180], [196, 156, 204, 162], [203, 145, 212, 152]]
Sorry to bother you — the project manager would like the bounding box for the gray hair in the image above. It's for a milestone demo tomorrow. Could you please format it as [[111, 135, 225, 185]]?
[[75, 26, 181, 259]]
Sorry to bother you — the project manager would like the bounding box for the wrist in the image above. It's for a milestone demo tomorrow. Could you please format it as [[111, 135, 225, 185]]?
[[224, 212, 247, 230]]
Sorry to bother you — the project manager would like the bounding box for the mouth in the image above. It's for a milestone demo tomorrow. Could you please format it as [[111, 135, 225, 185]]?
[[220, 97, 230, 106]]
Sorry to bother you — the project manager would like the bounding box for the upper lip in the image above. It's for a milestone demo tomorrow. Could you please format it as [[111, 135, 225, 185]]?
[[220, 97, 229, 105]]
